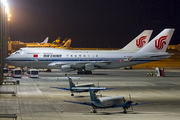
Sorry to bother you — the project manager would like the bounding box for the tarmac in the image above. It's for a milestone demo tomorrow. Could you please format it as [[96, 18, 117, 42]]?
[[0, 69, 180, 120]]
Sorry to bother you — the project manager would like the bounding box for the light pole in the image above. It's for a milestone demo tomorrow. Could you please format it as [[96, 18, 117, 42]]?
[[0, 1, 5, 84], [0, 0, 11, 84]]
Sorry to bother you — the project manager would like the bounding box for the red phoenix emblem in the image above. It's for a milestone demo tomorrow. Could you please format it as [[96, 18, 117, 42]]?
[[155, 36, 167, 50], [136, 36, 147, 48]]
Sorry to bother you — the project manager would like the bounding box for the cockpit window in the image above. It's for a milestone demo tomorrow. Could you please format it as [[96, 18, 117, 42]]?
[[15, 52, 20, 54], [13, 51, 24, 55]]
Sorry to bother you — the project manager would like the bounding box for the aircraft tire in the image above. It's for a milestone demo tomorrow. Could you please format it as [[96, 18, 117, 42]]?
[[93, 109, 97, 113], [123, 111, 127, 114], [85, 71, 92, 74], [77, 71, 84, 74]]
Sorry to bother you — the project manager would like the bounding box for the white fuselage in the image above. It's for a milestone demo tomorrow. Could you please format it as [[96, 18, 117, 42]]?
[[5, 48, 170, 70], [92, 96, 125, 108], [27, 69, 39, 78], [73, 83, 95, 92], [75, 83, 95, 87]]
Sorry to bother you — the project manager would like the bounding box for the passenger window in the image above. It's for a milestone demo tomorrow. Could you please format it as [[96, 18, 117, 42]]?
[[44, 55, 49, 57]]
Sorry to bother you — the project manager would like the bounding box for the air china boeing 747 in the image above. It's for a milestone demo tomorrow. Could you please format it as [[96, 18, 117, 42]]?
[[5, 29, 174, 74]]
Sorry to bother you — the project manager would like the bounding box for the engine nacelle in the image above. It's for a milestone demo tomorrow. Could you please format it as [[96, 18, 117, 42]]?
[[85, 64, 94, 71], [61, 65, 71, 72]]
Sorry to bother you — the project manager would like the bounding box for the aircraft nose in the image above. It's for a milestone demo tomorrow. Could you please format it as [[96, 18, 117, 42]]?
[[5, 56, 11, 61], [5, 57, 9, 61]]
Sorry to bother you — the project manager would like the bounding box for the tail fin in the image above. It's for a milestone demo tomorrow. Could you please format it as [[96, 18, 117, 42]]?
[[68, 77, 75, 89], [41, 37, 49, 43], [52, 37, 61, 44], [121, 30, 153, 51], [138, 29, 175, 53], [89, 88, 98, 101], [63, 38, 72, 47]]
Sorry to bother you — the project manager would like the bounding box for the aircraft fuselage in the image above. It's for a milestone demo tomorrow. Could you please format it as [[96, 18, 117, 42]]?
[[5, 48, 170, 70]]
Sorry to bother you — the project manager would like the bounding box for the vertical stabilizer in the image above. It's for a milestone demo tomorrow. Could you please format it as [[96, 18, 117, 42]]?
[[41, 37, 49, 43], [138, 29, 175, 53], [63, 38, 72, 47], [89, 88, 98, 101], [121, 30, 153, 51], [68, 77, 75, 89]]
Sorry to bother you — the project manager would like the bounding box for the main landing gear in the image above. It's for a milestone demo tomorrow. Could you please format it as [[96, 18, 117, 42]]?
[[93, 109, 97, 113], [71, 91, 74, 96], [77, 69, 92, 74], [123, 108, 127, 114], [91, 109, 97, 113]]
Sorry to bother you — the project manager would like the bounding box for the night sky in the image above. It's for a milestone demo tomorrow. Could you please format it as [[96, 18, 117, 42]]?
[[8, 0, 180, 48]]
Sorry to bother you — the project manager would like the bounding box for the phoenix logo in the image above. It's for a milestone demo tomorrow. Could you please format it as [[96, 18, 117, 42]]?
[[155, 36, 167, 50], [136, 36, 147, 48]]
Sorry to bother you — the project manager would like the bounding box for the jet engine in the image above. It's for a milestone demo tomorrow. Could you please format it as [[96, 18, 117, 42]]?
[[85, 63, 94, 71], [61, 65, 71, 72]]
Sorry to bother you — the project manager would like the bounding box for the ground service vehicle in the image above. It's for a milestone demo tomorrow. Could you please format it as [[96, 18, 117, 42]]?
[[3, 68, 9, 76], [27, 69, 39, 78], [11, 69, 22, 78]]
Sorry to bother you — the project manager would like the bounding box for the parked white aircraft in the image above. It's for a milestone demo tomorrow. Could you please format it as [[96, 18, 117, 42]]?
[[51, 77, 107, 96], [65, 88, 157, 113], [5, 29, 174, 74]]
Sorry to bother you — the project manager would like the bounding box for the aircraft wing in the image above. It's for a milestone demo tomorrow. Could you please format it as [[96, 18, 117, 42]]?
[[48, 58, 132, 68], [50, 87, 70, 91], [131, 102, 158, 106], [48, 62, 68, 66], [48, 61, 110, 66], [51, 87, 110, 91], [64, 100, 92, 106], [113, 102, 158, 108], [148, 54, 171, 58], [143, 53, 173, 59], [48, 61, 90, 67], [72, 87, 107, 90]]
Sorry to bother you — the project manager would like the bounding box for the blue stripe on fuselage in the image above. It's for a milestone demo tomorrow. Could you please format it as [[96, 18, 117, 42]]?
[[5, 59, 158, 62]]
